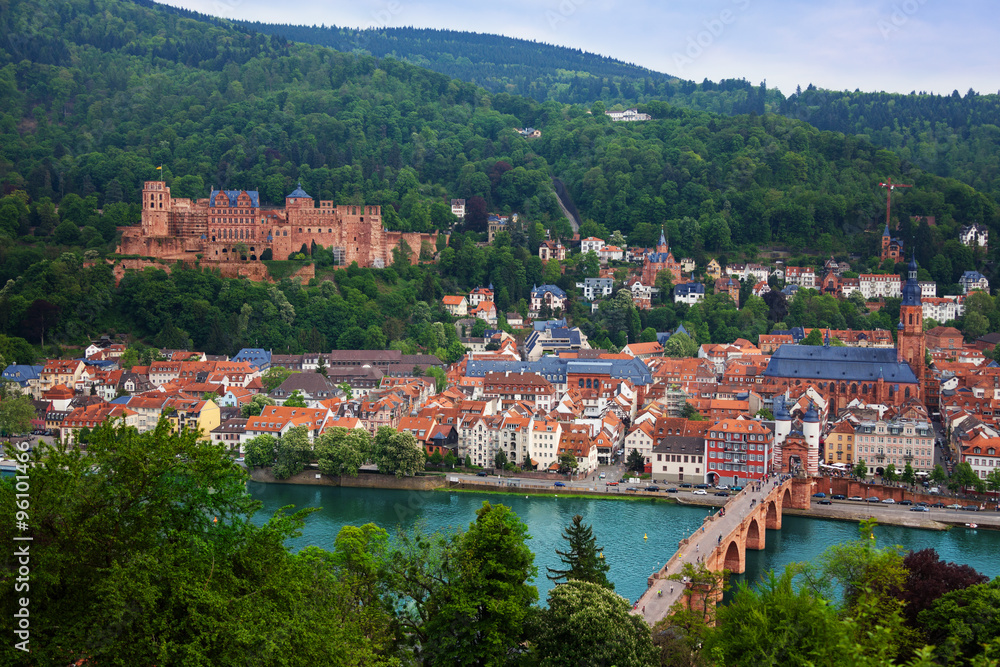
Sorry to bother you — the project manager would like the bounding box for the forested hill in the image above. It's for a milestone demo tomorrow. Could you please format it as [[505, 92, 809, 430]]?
[[232, 20, 770, 115], [1, 0, 997, 255], [234, 23, 678, 100]]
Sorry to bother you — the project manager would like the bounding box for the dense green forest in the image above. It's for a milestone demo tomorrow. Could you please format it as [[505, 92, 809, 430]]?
[[226, 21, 1000, 207], [1, 0, 1000, 360]]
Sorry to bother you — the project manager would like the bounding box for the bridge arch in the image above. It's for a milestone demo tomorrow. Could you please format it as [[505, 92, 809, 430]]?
[[746, 517, 764, 551], [723, 540, 744, 573], [765, 500, 781, 530], [782, 487, 793, 509]]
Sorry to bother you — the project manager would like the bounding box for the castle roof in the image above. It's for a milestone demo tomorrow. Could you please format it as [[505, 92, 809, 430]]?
[[286, 182, 312, 199], [209, 189, 260, 208]]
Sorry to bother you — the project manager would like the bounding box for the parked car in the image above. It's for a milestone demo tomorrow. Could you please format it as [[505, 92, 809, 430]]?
[[812, 492, 826, 498], [832, 494, 846, 500], [866, 496, 880, 503], [898, 499, 913, 505], [848, 496, 864, 502], [599, 472, 606, 479], [694, 483, 710, 489], [665, 488, 680, 493], [909, 506, 930, 512], [881, 498, 895, 504], [680, 483, 693, 488], [693, 489, 708, 495], [916, 501, 928, 507], [553, 481, 566, 487], [962, 505, 980, 512], [930, 502, 945, 508], [476, 471, 488, 477], [646, 486, 660, 492], [731, 486, 743, 492], [626, 487, 638, 492], [946, 503, 963, 510], [606, 481, 618, 486], [716, 484, 729, 490], [818, 499, 833, 505], [715, 491, 730, 497]]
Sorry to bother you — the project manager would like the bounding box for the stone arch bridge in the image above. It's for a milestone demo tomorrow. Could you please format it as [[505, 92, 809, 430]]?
[[634, 476, 815, 626]]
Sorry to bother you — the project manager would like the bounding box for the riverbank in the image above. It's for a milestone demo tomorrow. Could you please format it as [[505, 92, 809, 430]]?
[[248, 467, 447, 491], [440, 484, 678, 503]]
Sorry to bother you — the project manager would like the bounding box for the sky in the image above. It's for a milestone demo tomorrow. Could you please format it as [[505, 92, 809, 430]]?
[[162, 0, 999, 96]]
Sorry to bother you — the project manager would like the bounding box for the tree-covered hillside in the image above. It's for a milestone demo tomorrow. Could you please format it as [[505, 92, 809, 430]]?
[[228, 21, 1000, 206], [1, 0, 1000, 357]]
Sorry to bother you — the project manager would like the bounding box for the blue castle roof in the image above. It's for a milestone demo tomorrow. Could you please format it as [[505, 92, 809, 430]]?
[[209, 189, 260, 208], [286, 182, 312, 199], [763, 345, 918, 384]]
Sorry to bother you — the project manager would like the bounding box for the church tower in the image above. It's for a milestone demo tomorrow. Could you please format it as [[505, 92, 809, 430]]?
[[897, 256, 925, 396], [656, 228, 668, 254]]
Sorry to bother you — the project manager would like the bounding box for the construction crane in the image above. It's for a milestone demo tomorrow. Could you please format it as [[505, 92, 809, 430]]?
[[878, 177, 912, 229]]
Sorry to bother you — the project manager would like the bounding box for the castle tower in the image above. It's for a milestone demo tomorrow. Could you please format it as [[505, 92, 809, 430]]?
[[141, 180, 171, 237], [881, 223, 891, 259], [897, 256, 925, 395]]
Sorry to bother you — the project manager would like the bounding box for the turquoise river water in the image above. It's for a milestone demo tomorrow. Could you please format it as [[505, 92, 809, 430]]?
[[248, 482, 1000, 604]]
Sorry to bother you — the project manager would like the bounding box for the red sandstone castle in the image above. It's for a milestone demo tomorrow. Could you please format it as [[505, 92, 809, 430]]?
[[117, 180, 434, 279]]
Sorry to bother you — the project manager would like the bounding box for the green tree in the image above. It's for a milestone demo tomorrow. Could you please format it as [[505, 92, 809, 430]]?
[[917, 579, 1000, 666], [530, 580, 655, 666], [272, 425, 313, 479], [640, 327, 658, 343], [337, 381, 353, 400], [243, 433, 277, 468], [241, 394, 276, 417], [949, 461, 982, 493], [930, 464, 948, 484], [372, 427, 424, 478], [663, 331, 697, 357], [316, 427, 372, 477], [558, 451, 579, 473], [546, 514, 613, 589], [704, 566, 850, 667], [420, 502, 538, 665], [261, 366, 294, 392], [683, 402, 705, 421], [0, 392, 35, 436], [883, 463, 898, 484], [901, 462, 916, 486], [626, 448, 645, 474], [283, 390, 308, 408], [800, 328, 824, 345], [0, 419, 392, 665], [119, 347, 140, 371], [853, 459, 868, 479], [494, 450, 508, 470]]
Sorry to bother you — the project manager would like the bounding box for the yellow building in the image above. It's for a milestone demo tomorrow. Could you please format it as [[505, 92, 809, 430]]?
[[164, 398, 221, 440]]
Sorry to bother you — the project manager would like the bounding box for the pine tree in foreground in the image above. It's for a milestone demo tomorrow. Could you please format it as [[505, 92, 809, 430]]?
[[547, 514, 613, 589]]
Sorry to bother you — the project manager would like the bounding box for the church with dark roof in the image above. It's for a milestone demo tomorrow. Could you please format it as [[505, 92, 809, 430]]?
[[641, 230, 684, 285], [763, 257, 926, 415]]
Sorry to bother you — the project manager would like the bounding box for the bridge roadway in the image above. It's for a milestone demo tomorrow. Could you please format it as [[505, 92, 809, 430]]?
[[633, 477, 797, 626]]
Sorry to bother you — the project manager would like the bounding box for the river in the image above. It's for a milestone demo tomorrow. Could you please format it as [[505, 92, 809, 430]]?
[[248, 482, 1000, 604]]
